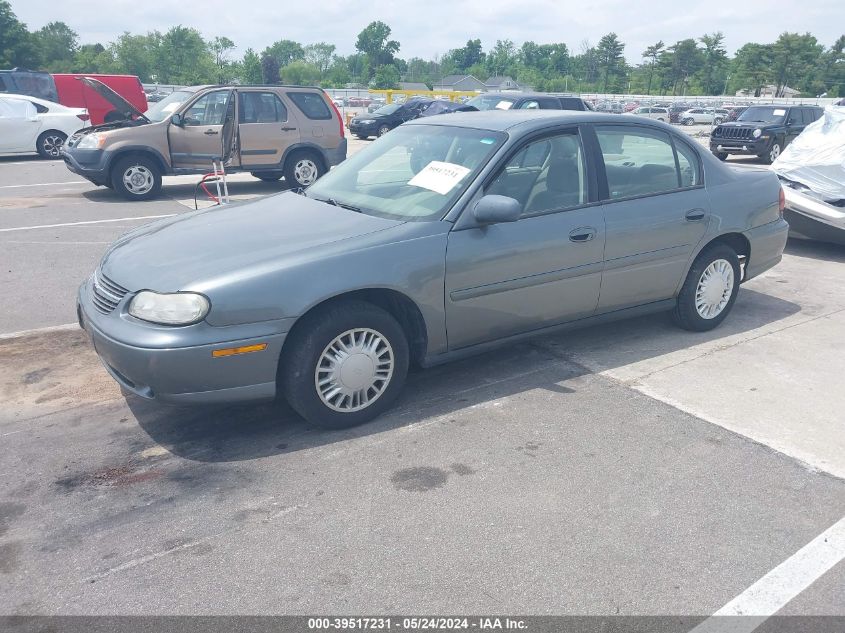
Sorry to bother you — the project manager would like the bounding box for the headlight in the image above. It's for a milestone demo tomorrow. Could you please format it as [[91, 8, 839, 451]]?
[[75, 133, 105, 149], [752, 128, 762, 138], [128, 291, 210, 325], [357, 119, 375, 124]]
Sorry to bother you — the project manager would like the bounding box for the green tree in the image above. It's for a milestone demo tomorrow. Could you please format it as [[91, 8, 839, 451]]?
[[659, 39, 703, 95], [697, 32, 728, 95], [110, 32, 160, 81], [72, 43, 115, 73], [261, 53, 280, 84], [210, 36, 235, 83], [325, 58, 351, 87], [155, 26, 215, 84], [34, 21, 78, 72], [771, 32, 823, 96], [816, 35, 845, 97], [281, 60, 320, 85], [263, 39, 305, 68], [449, 38, 484, 71], [240, 48, 262, 84], [730, 43, 774, 96], [486, 39, 517, 77], [642, 40, 664, 95], [371, 64, 400, 89], [596, 32, 626, 92], [304, 42, 336, 78], [355, 21, 400, 74], [0, 0, 40, 68]]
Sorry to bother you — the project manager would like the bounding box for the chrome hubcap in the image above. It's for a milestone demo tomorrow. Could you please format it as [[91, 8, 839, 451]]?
[[122, 165, 154, 195], [770, 144, 781, 162], [42, 135, 64, 157], [293, 159, 318, 186], [695, 259, 734, 319], [378, 126, 389, 136], [315, 328, 394, 413]]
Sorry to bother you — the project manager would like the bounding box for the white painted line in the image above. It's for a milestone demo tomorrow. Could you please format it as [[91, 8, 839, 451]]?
[[0, 322, 79, 340], [0, 181, 87, 189], [0, 214, 176, 233], [690, 515, 845, 633]]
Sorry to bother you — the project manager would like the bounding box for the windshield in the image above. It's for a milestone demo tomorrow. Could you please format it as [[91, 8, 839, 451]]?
[[738, 106, 787, 123], [372, 104, 401, 116], [467, 95, 517, 111], [306, 125, 506, 221], [145, 90, 195, 122]]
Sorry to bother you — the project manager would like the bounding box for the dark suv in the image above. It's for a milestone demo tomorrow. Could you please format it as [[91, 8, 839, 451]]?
[[466, 92, 593, 112], [710, 104, 823, 164]]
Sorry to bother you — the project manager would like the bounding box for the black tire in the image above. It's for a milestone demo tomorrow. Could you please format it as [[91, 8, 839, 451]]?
[[377, 124, 390, 137], [251, 171, 283, 182], [280, 301, 409, 429], [36, 131, 67, 159], [110, 154, 162, 201], [683, 118, 694, 126], [356, 134, 369, 140], [713, 151, 729, 161], [672, 243, 741, 332], [283, 150, 324, 188], [760, 140, 782, 165]]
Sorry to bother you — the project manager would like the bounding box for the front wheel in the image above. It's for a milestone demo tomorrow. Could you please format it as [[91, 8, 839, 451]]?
[[356, 134, 369, 140], [683, 118, 694, 126], [761, 141, 782, 165], [284, 151, 324, 188], [110, 154, 162, 200], [36, 131, 67, 159], [377, 124, 391, 137], [713, 151, 729, 161], [672, 244, 740, 332], [280, 301, 409, 429]]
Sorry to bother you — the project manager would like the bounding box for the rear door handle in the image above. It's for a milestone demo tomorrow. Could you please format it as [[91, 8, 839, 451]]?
[[685, 208, 706, 221], [569, 227, 597, 242], [281, 126, 297, 131], [204, 129, 219, 135]]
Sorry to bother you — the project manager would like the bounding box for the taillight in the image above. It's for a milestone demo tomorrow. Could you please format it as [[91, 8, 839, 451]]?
[[778, 187, 785, 218], [325, 91, 345, 138], [77, 114, 89, 121]]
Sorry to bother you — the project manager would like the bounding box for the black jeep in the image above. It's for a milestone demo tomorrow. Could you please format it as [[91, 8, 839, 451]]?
[[709, 104, 823, 164]]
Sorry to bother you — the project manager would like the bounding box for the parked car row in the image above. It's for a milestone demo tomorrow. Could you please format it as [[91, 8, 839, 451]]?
[[0, 93, 88, 157]]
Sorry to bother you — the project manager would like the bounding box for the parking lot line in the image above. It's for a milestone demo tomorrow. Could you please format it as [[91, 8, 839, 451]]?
[[0, 181, 87, 189], [0, 214, 176, 232], [691, 515, 845, 632]]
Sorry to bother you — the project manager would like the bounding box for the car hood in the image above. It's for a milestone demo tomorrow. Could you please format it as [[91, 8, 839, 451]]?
[[80, 77, 148, 121], [100, 192, 405, 292], [353, 112, 391, 120]]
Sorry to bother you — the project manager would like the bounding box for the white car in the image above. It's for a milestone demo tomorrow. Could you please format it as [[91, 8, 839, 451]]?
[[0, 94, 88, 158], [626, 106, 670, 122], [680, 108, 728, 126]]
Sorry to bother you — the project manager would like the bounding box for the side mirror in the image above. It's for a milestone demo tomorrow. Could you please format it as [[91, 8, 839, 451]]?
[[170, 113, 183, 126], [473, 195, 521, 225]]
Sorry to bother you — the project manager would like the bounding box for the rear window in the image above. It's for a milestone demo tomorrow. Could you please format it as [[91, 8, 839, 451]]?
[[287, 91, 332, 120]]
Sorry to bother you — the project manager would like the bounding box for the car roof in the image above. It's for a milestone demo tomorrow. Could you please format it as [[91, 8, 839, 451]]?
[[403, 109, 672, 133]]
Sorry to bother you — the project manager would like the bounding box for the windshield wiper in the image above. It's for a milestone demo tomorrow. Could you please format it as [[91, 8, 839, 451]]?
[[311, 196, 362, 213]]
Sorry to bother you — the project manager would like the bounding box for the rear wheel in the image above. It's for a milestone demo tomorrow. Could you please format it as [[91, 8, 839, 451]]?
[[110, 154, 162, 201], [760, 141, 782, 165], [672, 244, 741, 332], [280, 301, 409, 429], [283, 151, 324, 188], [713, 151, 729, 161], [36, 131, 67, 159]]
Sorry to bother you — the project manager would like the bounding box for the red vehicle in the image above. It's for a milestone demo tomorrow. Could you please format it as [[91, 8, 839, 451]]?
[[52, 74, 148, 125]]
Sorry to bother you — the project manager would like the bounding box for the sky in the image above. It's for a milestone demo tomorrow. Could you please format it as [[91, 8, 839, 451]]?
[[10, 0, 845, 65]]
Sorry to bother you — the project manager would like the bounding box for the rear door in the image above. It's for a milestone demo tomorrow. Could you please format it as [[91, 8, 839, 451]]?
[[237, 90, 300, 168], [444, 128, 605, 348], [593, 125, 710, 311], [0, 99, 41, 151], [169, 89, 234, 170]]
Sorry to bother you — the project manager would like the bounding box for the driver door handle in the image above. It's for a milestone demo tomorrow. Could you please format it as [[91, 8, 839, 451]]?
[[281, 126, 297, 131], [685, 208, 706, 221], [204, 129, 219, 135], [569, 227, 597, 242]]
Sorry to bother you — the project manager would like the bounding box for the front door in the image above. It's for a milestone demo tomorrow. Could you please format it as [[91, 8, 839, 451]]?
[[445, 129, 605, 349], [237, 90, 300, 168], [593, 125, 710, 311], [0, 99, 41, 151], [168, 89, 233, 170]]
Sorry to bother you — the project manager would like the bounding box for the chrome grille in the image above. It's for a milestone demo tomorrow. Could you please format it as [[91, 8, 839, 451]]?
[[91, 269, 128, 314], [715, 126, 752, 140]]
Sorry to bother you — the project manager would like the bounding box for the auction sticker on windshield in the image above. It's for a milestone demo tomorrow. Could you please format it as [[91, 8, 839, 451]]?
[[408, 161, 471, 195], [774, 109, 786, 116], [495, 101, 513, 110]]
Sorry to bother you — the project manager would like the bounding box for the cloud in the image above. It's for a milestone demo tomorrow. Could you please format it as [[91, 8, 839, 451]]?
[[9, 0, 845, 64]]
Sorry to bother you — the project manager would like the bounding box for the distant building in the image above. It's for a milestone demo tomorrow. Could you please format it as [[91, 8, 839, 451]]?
[[432, 75, 486, 92], [398, 82, 430, 92], [484, 76, 521, 91], [735, 84, 801, 98]]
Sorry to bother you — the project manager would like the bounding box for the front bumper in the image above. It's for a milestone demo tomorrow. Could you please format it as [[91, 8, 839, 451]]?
[[77, 277, 289, 405], [348, 120, 380, 136], [710, 137, 771, 156], [62, 148, 111, 186], [743, 218, 789, 281]]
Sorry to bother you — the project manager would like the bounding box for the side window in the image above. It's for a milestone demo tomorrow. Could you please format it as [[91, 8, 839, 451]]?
[[596, 127, 682, 199], [810, 108, 822, 122], [182, 91, 230, 126], [30, 101, 48, 114], [486, 132, 587, 216], [287, 91, 331, 120], [675, 141, 701, 188], [239, 92, 287, 124], [518, 100, 541, 110]]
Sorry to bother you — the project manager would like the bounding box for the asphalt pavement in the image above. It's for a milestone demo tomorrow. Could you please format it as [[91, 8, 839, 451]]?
[[1, 126, 844, 619]]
